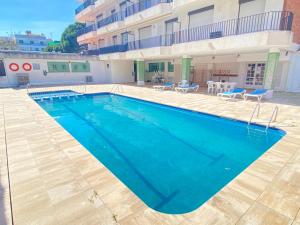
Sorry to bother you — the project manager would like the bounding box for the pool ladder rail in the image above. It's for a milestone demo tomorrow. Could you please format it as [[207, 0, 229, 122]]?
[[248, 103, 279, 132]]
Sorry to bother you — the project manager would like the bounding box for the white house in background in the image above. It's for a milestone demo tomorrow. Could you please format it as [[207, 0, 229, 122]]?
[[76, 0, 300, 92], [13, 31, 52, 52]]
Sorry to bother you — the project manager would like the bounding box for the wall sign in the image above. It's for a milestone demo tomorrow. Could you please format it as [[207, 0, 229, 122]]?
[[23, 63, 32, 72], [9, 63, 19, 72]]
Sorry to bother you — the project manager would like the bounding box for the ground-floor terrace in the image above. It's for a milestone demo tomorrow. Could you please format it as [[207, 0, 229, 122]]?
[[99, 37, 300, 92], [0, 84, 300, 225]]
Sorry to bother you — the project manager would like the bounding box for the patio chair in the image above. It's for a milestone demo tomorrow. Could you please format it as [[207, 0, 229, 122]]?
[[207, 81, 215, 94], [217, 88, 246, 99], [223, 82, 237, 92], [244, 89, 273, 102], [153, 82, 175, 91], [214, 82, 224, 94]]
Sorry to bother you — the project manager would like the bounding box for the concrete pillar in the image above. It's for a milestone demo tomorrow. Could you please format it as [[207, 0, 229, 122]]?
[[136, 59, 145, 86], [264, 48, 280, 90], [181, 56, 192, 81]]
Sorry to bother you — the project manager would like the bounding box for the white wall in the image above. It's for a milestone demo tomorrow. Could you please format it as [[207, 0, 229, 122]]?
[[110, 60, 134, 83], [0, 58, 109, 87], [286, 54, 300, 92]]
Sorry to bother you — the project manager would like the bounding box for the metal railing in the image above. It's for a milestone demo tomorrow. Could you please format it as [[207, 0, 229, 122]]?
[[78, 24, 96, 36], [265, 106, 279, 132], [75, 0, 96, 14], [97, 0, 172, 29], [99, 44, 129, 54], [248, 103, 261, 126], [90, 11, 293, 55], [173, 11, 293, 44]]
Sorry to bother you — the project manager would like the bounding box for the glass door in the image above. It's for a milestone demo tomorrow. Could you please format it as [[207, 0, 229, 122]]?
[[245, 63, 266, 88]]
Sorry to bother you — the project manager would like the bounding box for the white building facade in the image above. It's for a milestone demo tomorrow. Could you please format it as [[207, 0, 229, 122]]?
[[0, 51, 110, 87], [14, 31, 52, 52], [76, 0, 300, 92]]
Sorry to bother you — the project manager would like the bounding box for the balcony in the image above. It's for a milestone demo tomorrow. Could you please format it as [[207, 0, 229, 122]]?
[[96, 0, 173, 32], [89, 11, 294, 57], [75, 0, 95, 14], [75, 0, 96, 22], [77, 24, 97, 43]]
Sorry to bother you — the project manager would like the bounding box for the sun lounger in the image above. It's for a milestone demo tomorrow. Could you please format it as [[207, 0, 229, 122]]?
[[217, 88, 246, 99], [175, 83, 199, 93], [153, 82, 175, 91], [244, 89, 272, 101]]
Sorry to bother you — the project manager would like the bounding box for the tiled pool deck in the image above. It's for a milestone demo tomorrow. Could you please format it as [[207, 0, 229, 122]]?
[[0, 84, 300, 225]]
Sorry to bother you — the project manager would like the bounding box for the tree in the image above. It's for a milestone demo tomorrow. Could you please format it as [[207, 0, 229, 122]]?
[[44, 45, 62, 53], [60, 23, 85, 53], [44, 41, 62, 53]]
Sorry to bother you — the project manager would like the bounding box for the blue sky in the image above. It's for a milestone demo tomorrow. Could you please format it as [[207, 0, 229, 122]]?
[[0, 0, 78, 40]]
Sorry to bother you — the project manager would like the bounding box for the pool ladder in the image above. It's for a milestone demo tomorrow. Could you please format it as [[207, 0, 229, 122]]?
[[248, 103, 279, 132]]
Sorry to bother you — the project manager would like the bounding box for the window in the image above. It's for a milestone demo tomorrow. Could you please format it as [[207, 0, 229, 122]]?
[[120, 1, 127, 17], [71, 62, 91, 73], [139, 26, 152, 40], [96, 14, 103, 21], [30, 41, 34, 44], [121, 32, 128, 45], [35, 48, 39, 51], [32, 63, 40, 70], [245, 63, 266, 87], [239, 0, 266, 17], [168, 62, 174, 72], [19, 40, 24, 44], [149, 62, 165, 72], [40, 41, 44, 45], [165, 18, 178, 35], [188, 5, 214, 29], [111, 9, 116, 14], [47, 62, 70, 73], [112, 35, 118, 45]]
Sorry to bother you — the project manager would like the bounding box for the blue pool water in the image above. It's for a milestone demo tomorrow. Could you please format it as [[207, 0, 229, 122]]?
[[35, 93, 285, 214]]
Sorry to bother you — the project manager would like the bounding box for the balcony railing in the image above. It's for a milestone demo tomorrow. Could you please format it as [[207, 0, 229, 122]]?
[[99, 44, 129, 54], [78, 24, 96, 36], [88, 11, 293, 55], [75, 0, 96, 15], [97, 0, 173, 29]]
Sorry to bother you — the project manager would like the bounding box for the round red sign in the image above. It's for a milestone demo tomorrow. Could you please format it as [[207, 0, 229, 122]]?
[[9, 63, 19, 72], [23, 63, 32, 71]]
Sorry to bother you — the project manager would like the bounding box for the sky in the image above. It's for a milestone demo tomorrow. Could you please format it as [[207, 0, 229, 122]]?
[[0, 0, 78, 40]]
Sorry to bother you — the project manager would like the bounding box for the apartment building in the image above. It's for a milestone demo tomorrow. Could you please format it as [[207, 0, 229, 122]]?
[[14, 31, 52, 52], [75, 0, 300, 92]]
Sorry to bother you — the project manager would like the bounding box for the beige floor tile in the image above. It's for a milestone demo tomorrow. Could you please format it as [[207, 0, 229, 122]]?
[[236, 203, 293, 225]]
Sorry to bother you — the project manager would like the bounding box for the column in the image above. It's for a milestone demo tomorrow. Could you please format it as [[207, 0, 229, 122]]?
[[136, 59, 145, 86], [181, 56, 192, 81], [264, 48, 280, 90]]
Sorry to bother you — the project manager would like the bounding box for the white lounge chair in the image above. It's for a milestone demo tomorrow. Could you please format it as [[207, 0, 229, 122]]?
[[153, 82, 175, 91], [244, 89, 273, 102], [175, 81, 199, 93], [218, 88, 246, 99]]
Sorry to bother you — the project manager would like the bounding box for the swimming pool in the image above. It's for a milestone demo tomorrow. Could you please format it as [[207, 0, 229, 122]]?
[[35, 93, 285, 214]]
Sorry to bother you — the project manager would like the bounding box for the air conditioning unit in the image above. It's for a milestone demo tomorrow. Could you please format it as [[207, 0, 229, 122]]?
[[85, 76, 93, 83], [16, 73, 30, 86]]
